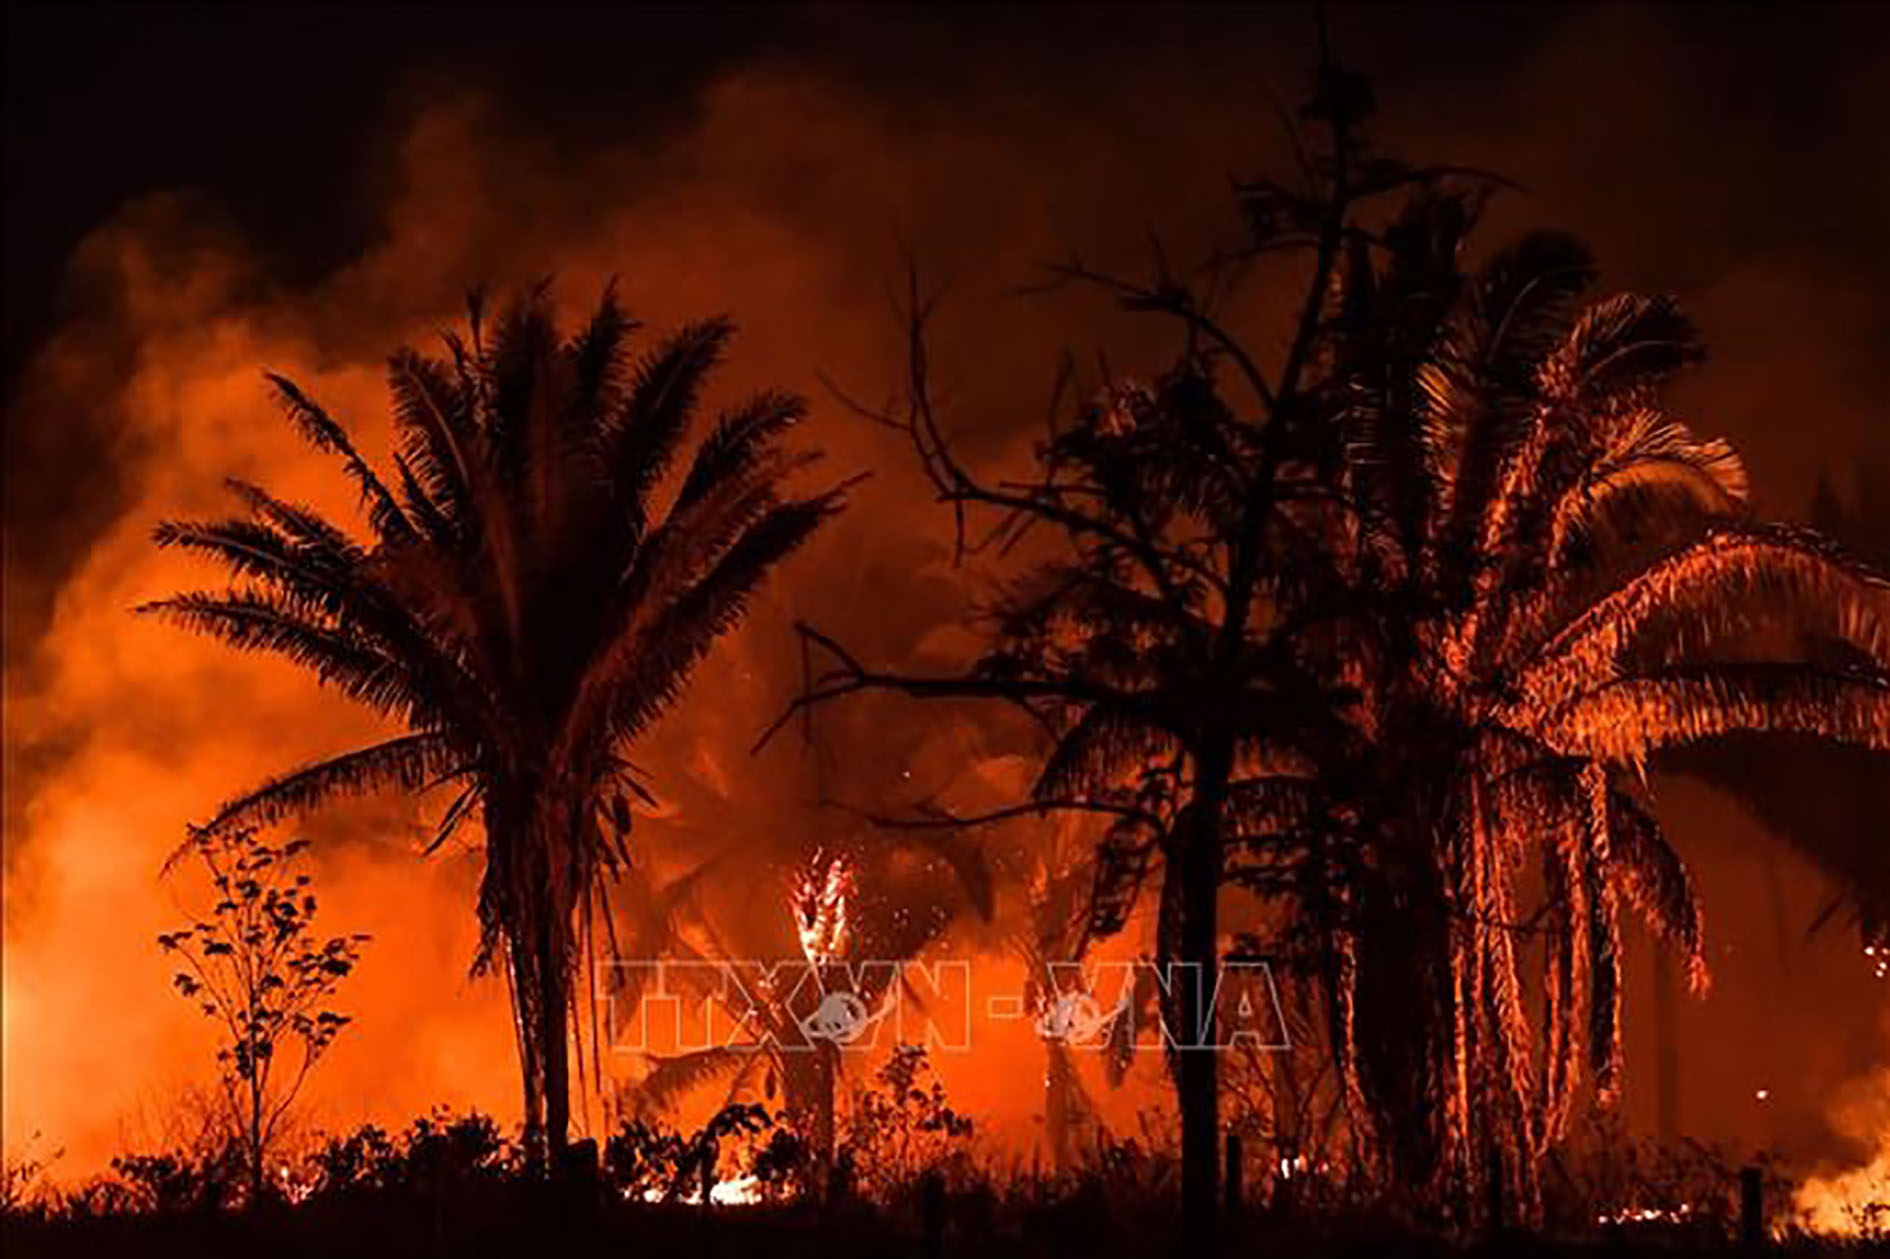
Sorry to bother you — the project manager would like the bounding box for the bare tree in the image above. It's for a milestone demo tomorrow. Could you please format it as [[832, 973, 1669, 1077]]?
[[762, 50, 1450, 1251]]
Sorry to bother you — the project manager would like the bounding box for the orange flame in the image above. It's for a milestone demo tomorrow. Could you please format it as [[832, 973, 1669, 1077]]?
[[794, 851, 853, 968], [1794, 1066, 1890, 1238]]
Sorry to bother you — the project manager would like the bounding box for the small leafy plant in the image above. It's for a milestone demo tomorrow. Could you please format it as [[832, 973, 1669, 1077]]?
[[157, 828, 366, 1200], [840, 1044, 974, 1200], [605, 1102, 776, 1203]]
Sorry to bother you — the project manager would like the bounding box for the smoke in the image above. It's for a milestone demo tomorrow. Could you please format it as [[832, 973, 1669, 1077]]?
[[0, 45, 1274, 1174], [1795, 1063, 1890, 1235], [4, 5, 1887, 1183]]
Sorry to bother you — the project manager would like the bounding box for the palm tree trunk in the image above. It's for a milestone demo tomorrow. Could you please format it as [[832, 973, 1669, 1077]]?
[[538, 906, 572, 1166], [1045, 1039, 1074, 1173], [813, 1040, 837, 1170], [491, 793, 549, 1169], [1353, 846, 1457, 1214], [508, 935, 547, 1168], [1178, 742, 1230, 1259], [784, 1040, 838, 1191], [510, 799, 576, 1173]]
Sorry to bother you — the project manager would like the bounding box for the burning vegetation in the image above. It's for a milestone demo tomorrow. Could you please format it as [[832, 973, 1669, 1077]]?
[[4, 14, 1888, 1259]]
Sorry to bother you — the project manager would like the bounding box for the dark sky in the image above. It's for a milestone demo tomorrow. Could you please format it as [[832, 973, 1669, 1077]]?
[[2, 3, 795, 379], [6, 3, 1887, 592], [9, 3, 1881, 377]]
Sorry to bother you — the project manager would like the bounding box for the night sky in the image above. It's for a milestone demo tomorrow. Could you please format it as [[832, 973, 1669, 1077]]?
[[7, 4, 1889, 655]]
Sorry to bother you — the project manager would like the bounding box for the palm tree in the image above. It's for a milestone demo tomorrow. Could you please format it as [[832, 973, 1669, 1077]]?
[[1286, 194, 1890, 1218], [143, 284, 843, 1166], [1018, 836, 1102, 1173], [625, 840, 968, 1187], [958, 813, 1110, 1173], [778, 51, 1889, 1239]]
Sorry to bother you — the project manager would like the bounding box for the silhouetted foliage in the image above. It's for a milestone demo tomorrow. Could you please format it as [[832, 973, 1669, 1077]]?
[[103, 1150, 244, 1215], [604, 1101, 772, 1203], [770, 46, 1441, 1250], [16, 1098, 1879, 1259], [144, 285, 845, 1166], [838, 1045, 974, 1202], [157, 828, 365, 1200], [1, 1139, 59, 1218], [778, 48, 1890, 1244], [1272, 180, 1890, 1227], [301, 1123, 400, 1198]]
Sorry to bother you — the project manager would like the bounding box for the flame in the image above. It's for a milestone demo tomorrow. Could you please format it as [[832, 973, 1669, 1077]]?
[[275, 1162, 317, 1205], [1794, 1066, 1890, 1237], [794, 851, 853, 968], [1595, 1204, 1697, 1227], [633, 1173, 765, 1206], [710, 1174, 764, 1205], [7, 21, 1886, 1200], [1797, 1142, 1890, 1237]]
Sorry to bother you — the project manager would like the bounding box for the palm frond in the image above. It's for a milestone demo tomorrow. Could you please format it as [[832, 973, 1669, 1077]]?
[[1542, 406, 1747, 567], [1086, 813, 1160, 942], [1578, 765, 1623, 1102], [483, 282, 560, 470], [673, 390, 810, 513], [152, 516, 351, 617], [606, 318, 735, 538], [223, 478, 364, 559], [1604, 786, 1707, 989], [1511, 525, 1890, 718], [566, 281, 639, 417], [1540, 663, 1890, 762], [629, 1046, 752, 1118], [265, 372, 413, 543], [1536, 294, 1703, 409], [1427, 232, 1597, 576], [1034, 708, 1180, 802], [138, 590, 429, 721], [387, 348, 483, 532], [569, 492, 841, 761], [189, 731, 460, 845]]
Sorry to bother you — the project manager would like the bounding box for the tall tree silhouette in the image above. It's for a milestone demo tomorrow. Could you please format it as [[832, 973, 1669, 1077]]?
[[143, 285, 843, 1166], [780, 57, 1890, 1238], [770, 57, 1413, 1252], [1288, 192, 1890, 1219]]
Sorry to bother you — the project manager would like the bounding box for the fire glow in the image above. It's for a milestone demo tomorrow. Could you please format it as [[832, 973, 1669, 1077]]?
[[794, 852, 853, 970], [2, 9, 1887, 1251], [1793, 1067, 1890, 1238], [631, 1174, 764, 1207]]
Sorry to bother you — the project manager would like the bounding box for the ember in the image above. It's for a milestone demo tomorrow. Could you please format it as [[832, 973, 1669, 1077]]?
[[1595, 1203, 1697, 1227]]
